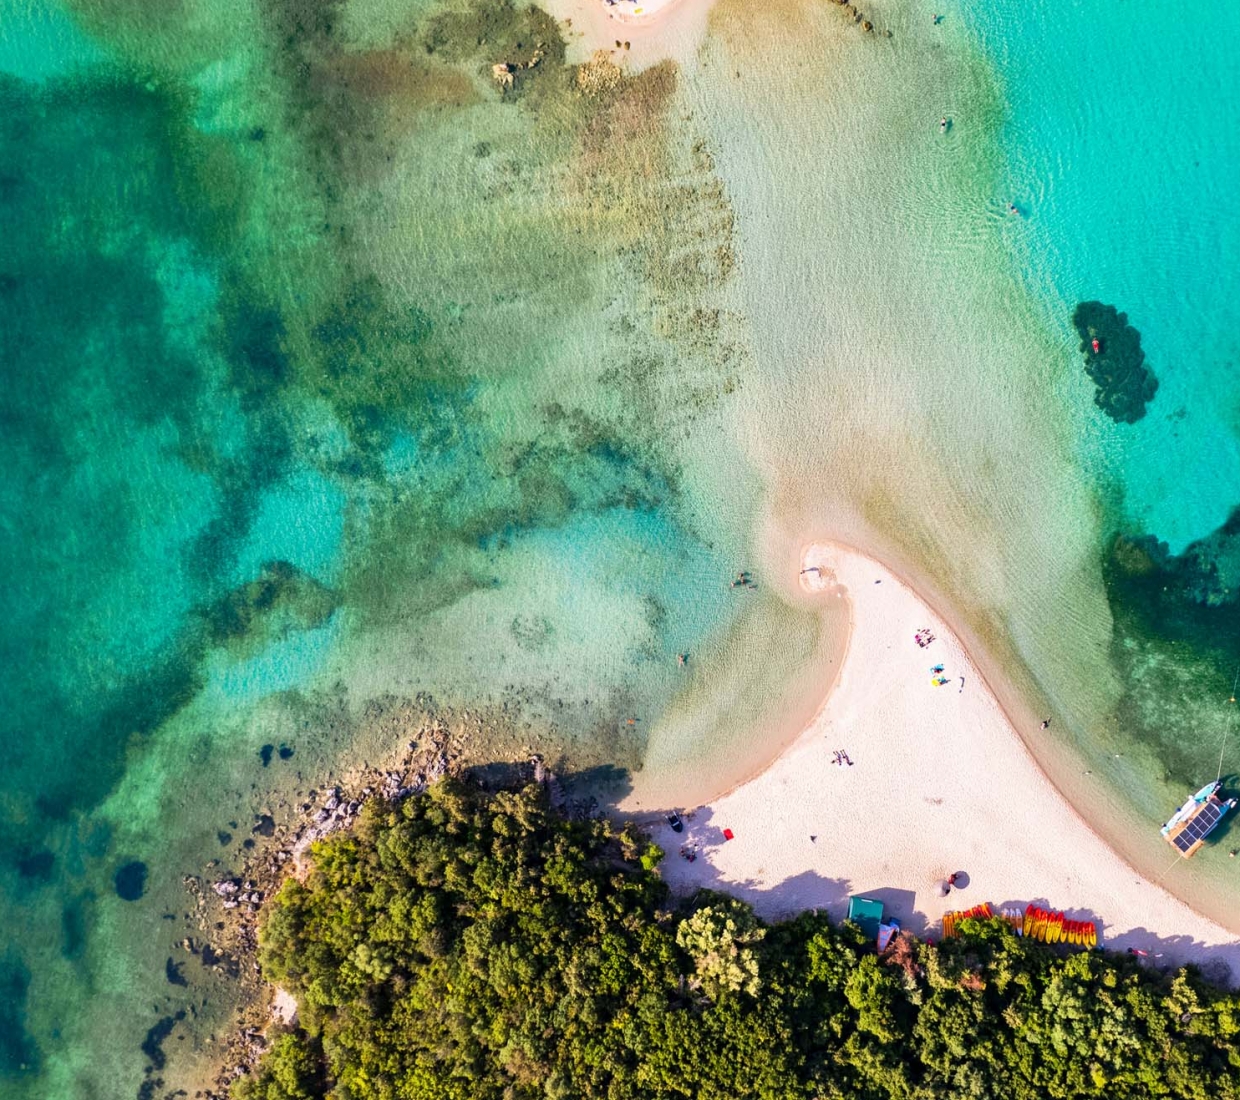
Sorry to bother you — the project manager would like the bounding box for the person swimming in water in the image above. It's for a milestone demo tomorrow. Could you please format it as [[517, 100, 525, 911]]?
[[940, 117, 948, 133], [1008, 202, 1020, 216]]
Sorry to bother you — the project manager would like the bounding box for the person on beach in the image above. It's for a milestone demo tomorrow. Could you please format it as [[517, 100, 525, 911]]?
[[1040, 719, 1050, 729]]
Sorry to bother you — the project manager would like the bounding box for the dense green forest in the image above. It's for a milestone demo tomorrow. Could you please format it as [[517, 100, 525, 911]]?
[[237, 780, 1240, 1100]]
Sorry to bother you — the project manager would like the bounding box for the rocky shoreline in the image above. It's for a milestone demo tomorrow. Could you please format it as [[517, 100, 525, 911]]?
[[178, 718, 466, 1100], [183, 710, 588, 1100]]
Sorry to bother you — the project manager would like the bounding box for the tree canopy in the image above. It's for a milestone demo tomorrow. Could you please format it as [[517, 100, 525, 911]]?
[[237, 780, 1240, 1100]]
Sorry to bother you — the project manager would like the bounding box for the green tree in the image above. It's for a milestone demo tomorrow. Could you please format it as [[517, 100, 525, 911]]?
[[676, 897, 766, 998], [237, 780, 1240, 1100]]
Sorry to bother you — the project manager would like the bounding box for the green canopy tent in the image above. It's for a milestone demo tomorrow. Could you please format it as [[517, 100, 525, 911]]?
[[847, 896, 884, 940]]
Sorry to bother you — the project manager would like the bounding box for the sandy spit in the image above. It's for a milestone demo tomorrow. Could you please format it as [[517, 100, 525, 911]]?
[[654, 541, 1240, 986]]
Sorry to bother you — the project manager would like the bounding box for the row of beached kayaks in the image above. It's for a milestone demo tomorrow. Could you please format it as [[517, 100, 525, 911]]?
[[941, 903, 992, 938], [940, 902, 1098, 948], [1022, 905, 1098, 947]]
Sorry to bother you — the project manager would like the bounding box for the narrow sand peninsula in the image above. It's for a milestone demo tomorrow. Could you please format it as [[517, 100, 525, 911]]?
[[542, 0, 714, 66], [603, 0, 678, 22], [656, 542, 1240, 986]]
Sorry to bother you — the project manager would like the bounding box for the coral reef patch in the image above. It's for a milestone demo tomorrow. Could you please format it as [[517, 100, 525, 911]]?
[[1102, 506, 1240, 787], [1072, 300, 1158, 423]]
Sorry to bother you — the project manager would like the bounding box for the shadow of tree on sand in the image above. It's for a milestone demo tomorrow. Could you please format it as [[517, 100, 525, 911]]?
[[498, 768, 1240, 989], [640, 802, 1240, 989]]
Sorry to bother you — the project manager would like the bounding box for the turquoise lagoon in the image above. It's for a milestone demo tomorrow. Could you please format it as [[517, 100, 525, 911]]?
[[2, 0, 1239, 1095]]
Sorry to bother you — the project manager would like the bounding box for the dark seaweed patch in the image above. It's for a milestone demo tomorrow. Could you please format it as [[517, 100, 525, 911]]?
[[1072, 301, 1158, 423], [61, 893, 92, 961], [17, 653, 205, 834], [1103, 507, 1240, 785], [227, 306, 290, 397], [140, 1010, 185, 1072], [203, 560, 339, 649], [14, 850, 54, 881], [421, 0, 567, 99], [164, 958, 188, 987], [1108, 506, 1240, 624], [114, 861, 148, 902], [0, 954, 38, 1076]]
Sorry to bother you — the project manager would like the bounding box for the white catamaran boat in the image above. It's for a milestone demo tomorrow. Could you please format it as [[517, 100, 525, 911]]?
[[1161, 781, 1237, 858]]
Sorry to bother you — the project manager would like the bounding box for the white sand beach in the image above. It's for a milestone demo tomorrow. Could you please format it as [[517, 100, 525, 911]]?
[[541, 0, 716, 70], [653, 542, 1240, 985]]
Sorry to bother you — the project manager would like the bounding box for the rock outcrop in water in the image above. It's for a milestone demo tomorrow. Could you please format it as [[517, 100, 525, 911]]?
[[1111, 505, 1240, 613], [1072, 300, 1158, 423], [113, 860, 147, 901]]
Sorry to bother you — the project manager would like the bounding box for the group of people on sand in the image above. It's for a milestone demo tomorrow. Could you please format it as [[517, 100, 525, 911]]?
[[678, 845, 698, 863], [831, 749, 854, 767], [914, 626, 936, 648]]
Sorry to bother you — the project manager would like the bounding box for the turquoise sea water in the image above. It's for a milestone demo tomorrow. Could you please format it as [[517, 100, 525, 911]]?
[[2, 0, 1240, 1096], [968, 0, 1240, 548], [963, 0, 1240, 809]]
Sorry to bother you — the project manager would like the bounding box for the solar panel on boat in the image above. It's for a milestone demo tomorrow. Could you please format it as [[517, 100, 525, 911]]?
[[1172, 801, 1225, 853]]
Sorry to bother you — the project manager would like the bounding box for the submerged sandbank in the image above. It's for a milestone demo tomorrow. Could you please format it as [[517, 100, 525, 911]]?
[[653, 542, 1240, 985]]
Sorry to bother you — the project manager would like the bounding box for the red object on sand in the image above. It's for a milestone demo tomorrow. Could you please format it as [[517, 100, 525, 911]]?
[[723, 828, 735, 841]]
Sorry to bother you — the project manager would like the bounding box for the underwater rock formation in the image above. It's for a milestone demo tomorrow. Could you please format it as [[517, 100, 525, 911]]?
[[113, 861, 147, 902], [1072, 300, 1158, 423], [1111, 505, 1240, 615], [203, 560, 338, 651]]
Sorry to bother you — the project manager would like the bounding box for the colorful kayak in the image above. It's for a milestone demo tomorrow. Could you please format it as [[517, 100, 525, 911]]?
[[946, 903, 1098, 948]]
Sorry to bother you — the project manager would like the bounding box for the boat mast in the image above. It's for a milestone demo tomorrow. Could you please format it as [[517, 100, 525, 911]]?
[[1218, 668, 1239, 784]]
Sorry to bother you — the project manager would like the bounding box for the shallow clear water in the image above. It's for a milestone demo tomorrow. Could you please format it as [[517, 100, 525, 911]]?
[[2, 0, 1239, 1096], [683, 0, 1240, 903]]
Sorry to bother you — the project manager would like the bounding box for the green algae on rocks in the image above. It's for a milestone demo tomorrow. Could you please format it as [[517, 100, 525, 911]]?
[[1072, 300, 1158, 423]]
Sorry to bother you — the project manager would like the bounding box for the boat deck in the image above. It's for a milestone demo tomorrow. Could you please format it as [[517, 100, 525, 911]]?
[[1164, 795, 1232, 857]]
